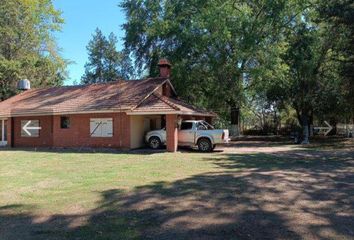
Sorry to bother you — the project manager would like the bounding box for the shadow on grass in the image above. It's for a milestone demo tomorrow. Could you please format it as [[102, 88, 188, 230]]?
[[205, 149, 354, 171], [0, 146, 167, 155], [1, 149, 353, 239], [231, 136, 353, 150]]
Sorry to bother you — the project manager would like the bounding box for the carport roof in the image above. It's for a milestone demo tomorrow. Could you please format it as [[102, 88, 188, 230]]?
[[0, 77, 215, 117], [130, 93, 216, 116]]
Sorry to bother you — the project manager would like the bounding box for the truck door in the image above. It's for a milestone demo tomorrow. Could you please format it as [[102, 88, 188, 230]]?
[[178, 122, 195, 145]]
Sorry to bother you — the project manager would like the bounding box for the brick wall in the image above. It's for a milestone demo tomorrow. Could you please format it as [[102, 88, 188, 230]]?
[[6, 118, 12, 147], [13, 116, 54, 147], [12, 112, 131, 149], [166, 114, 178, 152]]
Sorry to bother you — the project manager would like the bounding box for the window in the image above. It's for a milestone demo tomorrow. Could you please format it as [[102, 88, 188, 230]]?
[[180, 122, 193, 130], [90, 118, 113, 137], [21, 120, 40, 137], [60, 116, 70, 129]]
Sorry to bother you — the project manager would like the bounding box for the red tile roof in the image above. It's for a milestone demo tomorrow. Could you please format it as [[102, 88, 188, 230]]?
[[0, 77, 215, 117], [0, 78, 167, 117], [132, 93, 215, 116], [132, 94, 178, 113]]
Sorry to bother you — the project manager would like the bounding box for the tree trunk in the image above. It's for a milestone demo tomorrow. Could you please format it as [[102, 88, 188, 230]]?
[[230, 107, 240, 137], [274, 110, 279, 135], [309, 113, 314, 137], [329, 118, 337, 135], [301, 114, 310, 144]]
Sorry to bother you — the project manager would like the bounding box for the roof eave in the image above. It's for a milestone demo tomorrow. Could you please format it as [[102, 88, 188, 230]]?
[[127, 110, 216, 117], [2, 108, 131, 117]]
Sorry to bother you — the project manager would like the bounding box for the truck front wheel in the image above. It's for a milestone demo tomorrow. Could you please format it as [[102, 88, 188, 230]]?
[[149, 137, 162, 149], [197, 138, 212, 152]]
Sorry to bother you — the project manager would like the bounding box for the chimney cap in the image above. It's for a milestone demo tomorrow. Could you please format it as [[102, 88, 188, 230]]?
[[17, 79, 31, 90], [157, 59, 171, 67]]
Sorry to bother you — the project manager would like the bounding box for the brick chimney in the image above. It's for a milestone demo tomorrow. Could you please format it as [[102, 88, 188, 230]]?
[[158, 59, 171, 78]]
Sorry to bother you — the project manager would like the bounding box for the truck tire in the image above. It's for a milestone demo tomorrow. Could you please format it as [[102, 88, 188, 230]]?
[[197, 138, 212, 152], [149, 136, 161, 149]]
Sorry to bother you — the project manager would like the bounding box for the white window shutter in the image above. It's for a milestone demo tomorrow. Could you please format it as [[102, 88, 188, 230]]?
[[90, 118, 113, 137], [104, 119, 113, 137]]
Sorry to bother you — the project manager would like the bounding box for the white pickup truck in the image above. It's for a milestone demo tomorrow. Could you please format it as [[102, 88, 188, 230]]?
[[145, 120, 230, 152]]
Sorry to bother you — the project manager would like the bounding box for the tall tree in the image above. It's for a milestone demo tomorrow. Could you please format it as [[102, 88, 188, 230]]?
[[0, 0, 67, 100], [121, 0, 308, 135], [255, 1, 349, 142], [81, 29, 133, 84], [318, 0, 354, 121], [81, 29, 107, 84]]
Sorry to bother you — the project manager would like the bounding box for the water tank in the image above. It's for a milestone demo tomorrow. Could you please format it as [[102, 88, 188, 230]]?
[[17, 79, 31, 90]]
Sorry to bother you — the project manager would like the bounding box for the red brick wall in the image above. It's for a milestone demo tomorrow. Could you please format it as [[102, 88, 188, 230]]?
[[13, 116, 54, 147], [12, 113, 131, 149], [159, 67, 171, 78], [166, 114, 178, 152], [7, 118, 12, 147]]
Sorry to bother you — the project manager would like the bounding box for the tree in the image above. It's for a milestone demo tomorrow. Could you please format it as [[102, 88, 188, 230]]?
[[81, 29, 134, 84], [81, 29, 107, 84], [318, 0, 354, 121], [0, 0, 67, 100], [254, 1, 350, 142], [120, 0, 309, 135]]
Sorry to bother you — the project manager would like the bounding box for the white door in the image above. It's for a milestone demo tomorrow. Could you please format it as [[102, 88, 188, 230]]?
[[178, 122, 195, 145], [0, 119, 7, 146]]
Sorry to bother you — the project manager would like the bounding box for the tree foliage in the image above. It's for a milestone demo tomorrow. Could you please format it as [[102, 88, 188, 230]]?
[[121, 0, 309, 119], [81, 28, 134, 84], [120, 0, 353, 140], [0, 0, 67, 100], [318, 0, 354, 117], [253, 0, 353, 141]]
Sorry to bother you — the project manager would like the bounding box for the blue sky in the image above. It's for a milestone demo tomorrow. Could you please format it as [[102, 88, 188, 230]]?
[[53, 0, 125, 85]]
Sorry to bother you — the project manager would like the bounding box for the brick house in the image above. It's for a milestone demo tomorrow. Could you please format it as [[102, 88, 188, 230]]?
[[0, 60, 215, 152]]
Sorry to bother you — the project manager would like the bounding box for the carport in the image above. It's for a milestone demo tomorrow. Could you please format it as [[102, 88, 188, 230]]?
[[128, 94, 215, 152]]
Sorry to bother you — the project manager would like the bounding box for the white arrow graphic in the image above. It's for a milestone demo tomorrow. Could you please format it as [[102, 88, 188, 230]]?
[[313, 121, 333, 136], [314, 121, 333, 136], [22, 120, 41, 136], [324, 121, 333, 136]]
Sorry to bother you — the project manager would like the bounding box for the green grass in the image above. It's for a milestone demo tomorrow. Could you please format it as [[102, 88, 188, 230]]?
[[0, 150, 216, 214], [0, 144, 353, 240]]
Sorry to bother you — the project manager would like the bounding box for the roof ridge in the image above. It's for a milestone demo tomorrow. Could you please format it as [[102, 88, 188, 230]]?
[[130, 78, 170, 110], [22, 77, 169, 91]]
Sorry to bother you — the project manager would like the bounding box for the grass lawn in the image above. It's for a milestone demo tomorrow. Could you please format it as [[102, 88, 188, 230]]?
[[0, 140, 353, 240]]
